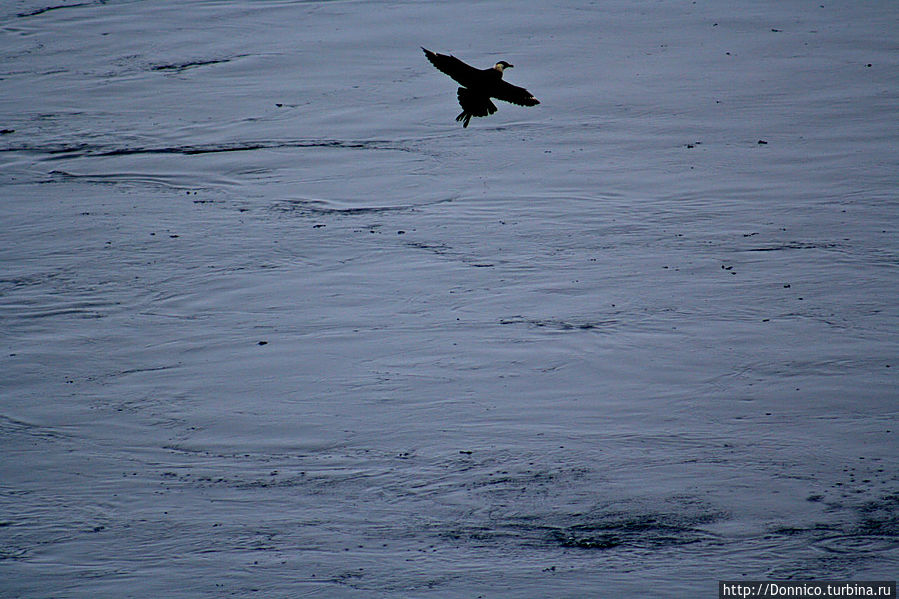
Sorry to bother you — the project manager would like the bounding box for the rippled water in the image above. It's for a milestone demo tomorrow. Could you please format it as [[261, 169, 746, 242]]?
[[1, 1, 897, 596]]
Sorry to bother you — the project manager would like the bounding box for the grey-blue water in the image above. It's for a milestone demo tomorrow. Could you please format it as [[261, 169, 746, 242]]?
[[1, 1, 897, 596]]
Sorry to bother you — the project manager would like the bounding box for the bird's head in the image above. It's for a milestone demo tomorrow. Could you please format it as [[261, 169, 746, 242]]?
[[494, 61, 513, 72]]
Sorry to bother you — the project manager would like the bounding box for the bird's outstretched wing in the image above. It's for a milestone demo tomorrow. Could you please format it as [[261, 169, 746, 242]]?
[[421, 47, 481, 88], [491, 80, 540, 107]]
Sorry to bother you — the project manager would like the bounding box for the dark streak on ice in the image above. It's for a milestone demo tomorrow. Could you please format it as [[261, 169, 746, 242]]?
[[499, 316, 617, 331], [151, 58, 234, 73], [745, 242, 844, 252], [17, 1, 103, 18], [1, 139, 410, 158], [274, 199, 412, 216], [550, 511, 720, 550]]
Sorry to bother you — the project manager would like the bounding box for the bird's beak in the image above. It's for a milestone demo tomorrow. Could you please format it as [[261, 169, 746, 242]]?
[[508, 64, 514, 68]]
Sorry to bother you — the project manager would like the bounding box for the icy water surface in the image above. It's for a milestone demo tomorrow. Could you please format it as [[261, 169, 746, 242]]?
[[1, 0, 897, 596]]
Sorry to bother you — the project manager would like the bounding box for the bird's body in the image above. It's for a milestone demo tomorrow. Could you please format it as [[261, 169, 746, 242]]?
[[421, 47, 539, 127]]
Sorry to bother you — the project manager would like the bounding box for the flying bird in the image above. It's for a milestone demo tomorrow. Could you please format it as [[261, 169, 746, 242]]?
[[421, 47, 539, 128]]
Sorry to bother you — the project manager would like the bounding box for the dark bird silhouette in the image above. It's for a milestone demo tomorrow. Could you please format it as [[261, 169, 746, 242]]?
[[421, 47, 539, 127]]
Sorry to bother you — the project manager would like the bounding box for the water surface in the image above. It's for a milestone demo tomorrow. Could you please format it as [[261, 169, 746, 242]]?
[[1, 1, 897, 596]]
